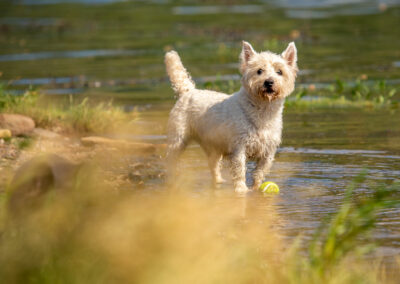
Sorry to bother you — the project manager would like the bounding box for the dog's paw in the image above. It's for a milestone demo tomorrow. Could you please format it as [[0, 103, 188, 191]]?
[[214, 176, 226, 184], [251, 183, 261, 191], [234, 183, 249, 193]]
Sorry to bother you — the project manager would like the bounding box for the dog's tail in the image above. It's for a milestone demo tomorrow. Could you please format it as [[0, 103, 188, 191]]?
[[165, 50, 195, 96]]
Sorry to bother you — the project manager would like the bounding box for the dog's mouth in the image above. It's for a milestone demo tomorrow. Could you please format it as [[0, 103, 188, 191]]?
[[259, 87, 279, 102]]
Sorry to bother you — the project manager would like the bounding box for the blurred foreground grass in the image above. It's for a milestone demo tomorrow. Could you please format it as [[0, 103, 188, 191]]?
[[0, 159, 399, 283]]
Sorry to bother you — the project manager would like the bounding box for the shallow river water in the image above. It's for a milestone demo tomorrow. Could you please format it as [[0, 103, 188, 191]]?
[[130, 103, 400, 262]]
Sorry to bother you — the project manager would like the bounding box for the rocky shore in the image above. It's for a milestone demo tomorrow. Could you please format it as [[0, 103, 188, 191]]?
[[0, 113, 167, 193]]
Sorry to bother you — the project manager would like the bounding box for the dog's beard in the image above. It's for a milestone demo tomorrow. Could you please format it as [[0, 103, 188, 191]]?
[[256, 85, 279, 102], [245, 78, 280, 102]]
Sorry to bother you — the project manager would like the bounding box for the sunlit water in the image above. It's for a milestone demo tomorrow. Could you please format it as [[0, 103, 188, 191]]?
[[127, 103, 400, 261]]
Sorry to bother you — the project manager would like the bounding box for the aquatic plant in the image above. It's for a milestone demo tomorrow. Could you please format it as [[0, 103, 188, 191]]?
[[201, 77, 399, 110], [292, 79, 398, 109], [306, 173, 400, 280], [329, 79, 398, 105]]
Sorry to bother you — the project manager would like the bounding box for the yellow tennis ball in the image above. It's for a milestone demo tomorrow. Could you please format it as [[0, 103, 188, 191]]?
[[259, 182, 280, 193]]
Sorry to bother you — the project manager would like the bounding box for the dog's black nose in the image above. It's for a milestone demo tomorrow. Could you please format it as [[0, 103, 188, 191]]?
[[264, 79, 274, 88]]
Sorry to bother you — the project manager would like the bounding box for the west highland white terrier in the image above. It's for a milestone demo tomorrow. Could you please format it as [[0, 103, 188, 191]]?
[[165, 41, 298, 193]]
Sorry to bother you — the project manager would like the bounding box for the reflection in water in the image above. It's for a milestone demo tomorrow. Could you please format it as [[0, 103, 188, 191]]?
[[18, 0, 169, 4], [285, 6, 381, 18], [0, 49, 151, 62], [173, 5, 264, 15], [268, 0, 399, 18], [8, 77, 81, 85], [172, 1, 399, 18], [279, 147, 386, 155], [0, 17, 60, 26], [268, 0, 399, 9]]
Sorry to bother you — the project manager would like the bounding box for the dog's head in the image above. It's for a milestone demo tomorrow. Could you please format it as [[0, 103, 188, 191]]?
[[239, 41, 298, 102]]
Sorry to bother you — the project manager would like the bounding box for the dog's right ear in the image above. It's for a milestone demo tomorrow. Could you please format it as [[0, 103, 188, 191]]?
[[240, 41, 256, 73], [241, 41, 256, 62]]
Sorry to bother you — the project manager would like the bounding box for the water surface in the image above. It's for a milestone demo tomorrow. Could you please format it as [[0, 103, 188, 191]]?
[[127, 104, 400, 261]]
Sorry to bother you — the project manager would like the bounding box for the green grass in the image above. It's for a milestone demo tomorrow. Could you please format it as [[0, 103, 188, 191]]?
[[306, 173, 399, 279], [291, 78, 399, 109], [201, 77, 399, 110], [0, 85, 136, 134]]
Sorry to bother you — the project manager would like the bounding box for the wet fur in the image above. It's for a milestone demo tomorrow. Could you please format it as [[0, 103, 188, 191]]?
[[165, 41, 298, 192]]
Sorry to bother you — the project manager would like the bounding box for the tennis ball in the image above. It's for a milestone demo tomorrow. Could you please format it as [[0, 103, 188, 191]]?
[[259, 182, 279, 193]]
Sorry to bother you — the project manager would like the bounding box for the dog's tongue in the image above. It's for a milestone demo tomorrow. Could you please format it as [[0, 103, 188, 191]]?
[[267, 93, 273, 102]]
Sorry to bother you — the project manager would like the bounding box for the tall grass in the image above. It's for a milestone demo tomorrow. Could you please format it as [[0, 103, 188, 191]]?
[[0, 164, 398, 283], [0, 85, 134, 134]]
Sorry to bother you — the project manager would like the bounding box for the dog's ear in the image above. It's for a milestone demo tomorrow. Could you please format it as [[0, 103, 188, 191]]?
[[240, 41, 256, 73], [282, 42, 298, 69], [241, 41, 256, 62]]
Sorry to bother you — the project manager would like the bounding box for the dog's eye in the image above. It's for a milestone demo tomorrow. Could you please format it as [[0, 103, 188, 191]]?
[[277, 69, 283, 76], [257, 69, 263, 75]]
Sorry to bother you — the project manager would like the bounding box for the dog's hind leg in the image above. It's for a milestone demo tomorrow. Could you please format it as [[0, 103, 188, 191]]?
[[208, 152, 225, 185], [166, 139, 187, 183], [166, 117, 189, 184]]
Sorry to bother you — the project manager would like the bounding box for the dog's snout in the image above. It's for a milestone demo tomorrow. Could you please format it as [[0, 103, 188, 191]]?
[[263, 79, 274, 88]]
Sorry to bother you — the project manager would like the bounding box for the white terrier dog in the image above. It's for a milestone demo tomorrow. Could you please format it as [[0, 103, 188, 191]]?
[[165, 41, 298, 193]]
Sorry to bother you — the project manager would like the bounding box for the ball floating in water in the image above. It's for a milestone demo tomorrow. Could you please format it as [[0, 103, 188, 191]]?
[[259, 182, 280, 193]]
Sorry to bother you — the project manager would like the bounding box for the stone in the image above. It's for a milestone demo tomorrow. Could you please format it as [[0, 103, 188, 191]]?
[[33, 128, 61, 139], [7, 154, 81, 215], [0, 114, 35, 136], [81, 136, 165, 154], [0, 129, 12, 139]]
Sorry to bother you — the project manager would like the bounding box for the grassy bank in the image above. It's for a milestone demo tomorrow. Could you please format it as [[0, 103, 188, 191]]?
[[0, 85, 136, 134], [202, 77, 399, 110]]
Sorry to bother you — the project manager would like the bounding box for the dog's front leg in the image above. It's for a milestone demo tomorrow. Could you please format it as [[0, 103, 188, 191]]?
[[208, 152, 225, 185], [229, 149, 248, 193], [252, 154, 274, 190]]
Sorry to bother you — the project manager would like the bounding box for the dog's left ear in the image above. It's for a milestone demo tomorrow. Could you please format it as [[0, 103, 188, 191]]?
[[282, 42, 298, 70]]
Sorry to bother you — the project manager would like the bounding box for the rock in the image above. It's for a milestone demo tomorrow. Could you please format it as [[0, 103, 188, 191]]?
[[0, 142, 19, 160], [0, 114, 35, 136], [81, 136, 165, 154], [7, 154, 81, 216], [33, 128, 61, 139], [0, 129, 12, 139]]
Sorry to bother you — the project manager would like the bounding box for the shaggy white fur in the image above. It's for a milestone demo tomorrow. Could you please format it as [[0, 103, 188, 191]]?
[[165, 41, 298, 193]]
